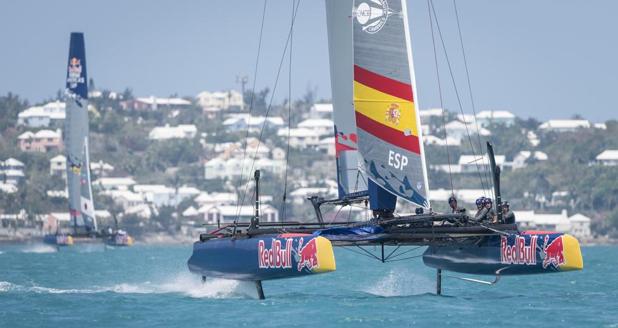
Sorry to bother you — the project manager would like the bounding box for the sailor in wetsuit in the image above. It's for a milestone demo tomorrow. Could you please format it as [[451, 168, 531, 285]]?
[[501, 201, 516, 224], [448, 195, 466, 214]]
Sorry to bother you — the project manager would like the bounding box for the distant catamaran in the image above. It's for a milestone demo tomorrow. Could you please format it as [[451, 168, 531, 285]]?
[[188, 0, 583, 299], [44, 33, 132, 247]]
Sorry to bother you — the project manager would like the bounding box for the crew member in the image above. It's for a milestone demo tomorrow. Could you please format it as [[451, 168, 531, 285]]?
[[483, 198, 497, 223], [501, 201, 516, 224], [474, 197, 488, 222], [448, 195, 466, 214]]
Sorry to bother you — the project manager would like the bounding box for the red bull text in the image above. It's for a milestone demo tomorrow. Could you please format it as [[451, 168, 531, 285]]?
[[258, 239, 293, 270], [501, 235, 538, 265], [296, 238, 319, 272], [542, 235, 565, 269]]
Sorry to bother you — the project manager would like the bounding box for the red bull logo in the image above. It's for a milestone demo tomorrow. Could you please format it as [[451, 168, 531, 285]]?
[[542, 235, 565, 269], [258, 239, 293, 269], [501, 235, 538, 265], [295, 237, 319, 272]]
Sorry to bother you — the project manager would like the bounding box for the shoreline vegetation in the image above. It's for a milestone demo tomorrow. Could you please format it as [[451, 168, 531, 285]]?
[[1, 90, 617, 241]]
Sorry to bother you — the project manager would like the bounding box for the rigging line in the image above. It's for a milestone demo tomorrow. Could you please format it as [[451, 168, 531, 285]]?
[[429, 0, 487, 193], [235, 0, 269, 220], [282, 0, 296, 221], [385, 245, 423, 260], [427, 0, 454, 193], [238, 0, 303, 215], [385, 253, 424, 263], [340, 246, 382, 261], [452, 0, 492, 195]]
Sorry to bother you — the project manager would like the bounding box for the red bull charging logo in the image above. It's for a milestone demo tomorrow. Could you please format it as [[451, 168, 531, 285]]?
[[295, 237, 319, 272], [501, 235, 538, 265], [542, 235, 565, 269]]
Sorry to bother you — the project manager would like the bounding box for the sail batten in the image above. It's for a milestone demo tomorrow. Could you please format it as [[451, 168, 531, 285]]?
[[353, 0, 429, 208]]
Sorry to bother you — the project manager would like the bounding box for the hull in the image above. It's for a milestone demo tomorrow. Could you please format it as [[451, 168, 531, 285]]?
[[187, 234, 336, 281], [423, 231, 583, 275], [106, 234, 134, 247], [43, 234, 74, 246]]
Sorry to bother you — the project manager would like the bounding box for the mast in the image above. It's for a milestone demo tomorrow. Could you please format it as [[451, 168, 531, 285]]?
[[487, 142, 502, 222], [352, 0, 430, 211]]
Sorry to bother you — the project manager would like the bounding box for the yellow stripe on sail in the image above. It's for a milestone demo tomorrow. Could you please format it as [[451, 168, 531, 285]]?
[[353, 81, 418, 136]]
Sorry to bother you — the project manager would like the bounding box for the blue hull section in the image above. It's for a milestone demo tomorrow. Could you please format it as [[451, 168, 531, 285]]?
[[423, 232, 583, 275], [187, 234, 336, 281]]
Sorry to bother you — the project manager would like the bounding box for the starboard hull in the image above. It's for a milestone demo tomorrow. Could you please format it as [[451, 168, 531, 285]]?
[[187, 234, 336, 281], [423, 231, 583, 275]]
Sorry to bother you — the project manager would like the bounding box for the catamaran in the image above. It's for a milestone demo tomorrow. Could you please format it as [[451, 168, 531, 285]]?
[[43, 33, 133, 247], [188, 0, 583, 299]]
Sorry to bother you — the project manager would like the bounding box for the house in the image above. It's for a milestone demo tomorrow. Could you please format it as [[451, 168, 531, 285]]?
[[121, 97, 191, 111], [510, 151, 548, 170], [277, 128, 321, 148], [475, 110, 516, 127], [1, 158, 25, 185], [318, 137, 336, 156], [49, 155, 66, 177], [419, 108, 444, 119], [199, 204, 279, 224], [458, 154, 505, 173], [309, 103, 333, 118], [204, 156, 286, 180], [595, 150, 618, 166], [423, 135, 461, 147], [17, 101, 66, 128], [93, 177, 136, 191], [133, 184, 200, 207], [103, 190, 145, 210], [194, 192, 238, 206], [0, 183, 18, 194], [196, 90, 243, 111], [444, 120, 490, 141], [289, 187, 336, 205], [514, 210, 591, 240], [90, 160, 115, 177], [538, 119, 591, 132], [148, 124, 197, 140], [297, 118, 334, 137], [222, 114, 285, 133], [18, 129, 63, 153]]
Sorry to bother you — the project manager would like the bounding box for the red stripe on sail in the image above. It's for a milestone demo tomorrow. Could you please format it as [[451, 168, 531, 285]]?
[[355, 112, 420, 155], [354, 65, 414, 102]]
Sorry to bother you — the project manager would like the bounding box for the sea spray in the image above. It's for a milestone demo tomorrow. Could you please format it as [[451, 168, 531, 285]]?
[[364, 269, 434, 297]]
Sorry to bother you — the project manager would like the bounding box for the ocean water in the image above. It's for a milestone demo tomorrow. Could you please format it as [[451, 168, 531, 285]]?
[[0, 243, 616, 327]]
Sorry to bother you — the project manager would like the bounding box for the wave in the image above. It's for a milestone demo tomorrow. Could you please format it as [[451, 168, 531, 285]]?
[[363, 269, 434, 297], [20, 245, 57, 253], [0, 273, 256, 299]]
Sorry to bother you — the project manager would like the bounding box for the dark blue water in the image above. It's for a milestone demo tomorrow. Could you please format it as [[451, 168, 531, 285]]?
[[0, 244, 616, 327]]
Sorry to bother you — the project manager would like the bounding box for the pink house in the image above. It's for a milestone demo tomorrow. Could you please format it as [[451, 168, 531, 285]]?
[[18, 129, 63, 153]]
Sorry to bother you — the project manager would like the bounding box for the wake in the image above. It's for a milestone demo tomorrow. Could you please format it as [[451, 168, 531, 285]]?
[[0, 273, 257, 299], [363, 269, 434, 297], [19, 245, 58, 253]]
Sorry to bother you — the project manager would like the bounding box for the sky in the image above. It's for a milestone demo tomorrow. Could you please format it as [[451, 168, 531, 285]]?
[[1, 0, 617, 122]]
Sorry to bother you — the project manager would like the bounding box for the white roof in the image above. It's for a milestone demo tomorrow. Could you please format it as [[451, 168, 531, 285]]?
[[278, 128, 317, 138], [149, 124, 197, 139], [419, 108, 444, 117], [136, 97, 191, 106], [596, 150, 618, 161], [475, 110, 515, 119], [594, 123, 607, 130], [311, 103, 333, 113], [458, 154, 506, 166], [90, 161, 114, 171], [94, 177, 136, 187], [298, 118, 334, 129], [223, 114, 284, 127], [18, 130, 62, 140], [423, 135, 461, 146], [3, 158, 24, 167], [0, 183, 18, 193], [194, 192, 238, 205], [2, 169, 24, 177], [514, 210, 570, 226], [569, 213, 591, 223], [456, 114, 476, 123], [539, 119, 591, 130], [290, 187, 331, 197], [182, 206, 200, 217], [50, 155, 66, 163]]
